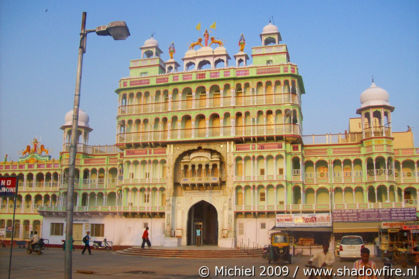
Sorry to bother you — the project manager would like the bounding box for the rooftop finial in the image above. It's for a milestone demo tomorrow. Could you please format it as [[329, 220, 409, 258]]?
[[371, 75, 374, 83], [151, 32, 155, 38]]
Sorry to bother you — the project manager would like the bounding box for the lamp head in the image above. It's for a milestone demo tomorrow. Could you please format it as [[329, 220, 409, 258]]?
[[96, 21, 130, 40]]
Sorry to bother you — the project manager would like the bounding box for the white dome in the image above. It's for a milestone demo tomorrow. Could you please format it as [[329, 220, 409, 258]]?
[[184, 49, 196, 58], [360, 82, 390, 108], [262, 22, 279, 34], [143, 37, 158, 47], [64, 109, 90, 127], [196, 46, 213, 56], [214, 46, 227, 55]]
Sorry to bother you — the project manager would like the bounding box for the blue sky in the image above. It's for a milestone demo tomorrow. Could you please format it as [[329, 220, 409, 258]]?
[[1, 0, 418, 160]]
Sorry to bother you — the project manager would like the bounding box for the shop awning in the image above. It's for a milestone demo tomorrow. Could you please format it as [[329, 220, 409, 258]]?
[[333, 222, 379, 233]]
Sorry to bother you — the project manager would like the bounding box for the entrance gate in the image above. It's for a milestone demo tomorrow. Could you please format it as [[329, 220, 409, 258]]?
[[187, 201, 218, 246]]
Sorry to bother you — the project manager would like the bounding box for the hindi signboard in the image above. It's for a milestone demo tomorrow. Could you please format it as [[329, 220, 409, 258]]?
[[333, 208, 416, 222], [0, 177, 17, 197]]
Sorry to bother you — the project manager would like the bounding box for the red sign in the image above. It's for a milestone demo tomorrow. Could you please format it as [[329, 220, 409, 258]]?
[[0, 177, 18, 196], [403, 225, 419, 230]]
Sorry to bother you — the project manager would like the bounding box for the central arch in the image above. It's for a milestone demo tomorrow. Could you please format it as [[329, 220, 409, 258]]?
[[187, 200, 218, 246]]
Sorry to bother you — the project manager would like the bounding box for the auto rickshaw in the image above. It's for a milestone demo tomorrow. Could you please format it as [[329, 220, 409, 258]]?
[[266, 231, 292, 264]]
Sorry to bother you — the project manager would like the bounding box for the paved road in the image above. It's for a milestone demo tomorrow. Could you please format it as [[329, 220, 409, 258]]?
[[0, 247, 417, 279]]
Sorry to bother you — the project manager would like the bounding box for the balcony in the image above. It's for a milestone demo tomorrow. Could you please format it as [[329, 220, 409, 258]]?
[[180, 176, 220, 186], [234, 201, 417, 213], [37, 205, 165, 214], [61, 143, 118, 154], [117, 123, 301, 145], [121, 178, 165, 185], [60, 178, 119, 189], [363, 127, 391, 138], [117, 92, 301, 116], [19, 182, 60, 192], [303, 132, 363, 145], [234, 175, 284, 181]]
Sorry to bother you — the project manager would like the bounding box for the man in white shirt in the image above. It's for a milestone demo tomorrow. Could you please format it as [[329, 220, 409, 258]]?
[[309, 242, 335, 268], [30, 231, 39, 250]]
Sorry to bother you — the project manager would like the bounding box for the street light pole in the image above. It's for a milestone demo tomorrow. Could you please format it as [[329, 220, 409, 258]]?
[[65, 11, 87, 279], [65, 12, 129, 279]]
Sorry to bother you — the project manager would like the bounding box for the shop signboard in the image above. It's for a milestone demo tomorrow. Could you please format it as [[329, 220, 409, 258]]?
[[275, 213, 331, 227], [0, 177, 17, 197], [402, 223, 419, 230], [333, 207, 416, 222]]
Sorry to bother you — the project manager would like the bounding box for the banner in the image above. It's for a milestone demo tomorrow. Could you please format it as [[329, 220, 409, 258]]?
[[276, 213, 331, 227], [0, 177, 17, 196], [333, 208, 416, 222]]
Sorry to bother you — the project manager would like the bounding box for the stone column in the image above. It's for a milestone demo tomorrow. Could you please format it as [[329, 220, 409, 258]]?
[[373, 158, 377, 181], [231, 89, 235, 106], [381, 109, 385, 136], [220, 90, 224, 107], [387, 187, 390, 202], [231, 118, 236, 136], [370, 108, 374, 137], [192, 92, 196, 109], [168, 94, 172, 111]]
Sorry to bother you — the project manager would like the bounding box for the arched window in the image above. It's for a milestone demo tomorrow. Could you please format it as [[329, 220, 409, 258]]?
[[215, 59, 225, 68], [264, 37, 276, 45], [144, 50, 153, 58], [198, 60, 211, 70], [186, 62, 195, 71]]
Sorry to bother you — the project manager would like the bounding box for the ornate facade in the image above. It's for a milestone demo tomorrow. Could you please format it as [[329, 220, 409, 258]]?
[[1, 22, 418, 248]]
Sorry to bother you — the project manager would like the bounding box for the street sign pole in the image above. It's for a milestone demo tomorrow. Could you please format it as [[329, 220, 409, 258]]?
[[1, 177, 18, 279]]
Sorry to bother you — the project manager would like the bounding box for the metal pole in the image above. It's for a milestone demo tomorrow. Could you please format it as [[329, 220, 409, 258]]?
[[65, 12, 86, 279], [7, 179, 18, 279]]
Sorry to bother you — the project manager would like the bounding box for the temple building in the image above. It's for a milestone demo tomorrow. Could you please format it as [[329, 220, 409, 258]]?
[[1, 22, 418, 248]]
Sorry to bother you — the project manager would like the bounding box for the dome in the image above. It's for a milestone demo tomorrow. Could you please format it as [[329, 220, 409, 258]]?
[[360, 82, 390, 108], [196, 46, 213, 56], [214, 46, 227, 55], [262, 22, 279, 34], [143, 36, 158, 47], [184, 49, 196, 58], [64, 109, 90, 127]]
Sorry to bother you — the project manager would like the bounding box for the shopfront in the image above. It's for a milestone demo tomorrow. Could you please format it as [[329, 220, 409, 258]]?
[[333, 207, 417, 250], [275, 213, 332, 256]]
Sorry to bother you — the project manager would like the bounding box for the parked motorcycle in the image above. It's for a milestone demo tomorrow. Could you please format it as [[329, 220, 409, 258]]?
[[93, 238, 113, 250]]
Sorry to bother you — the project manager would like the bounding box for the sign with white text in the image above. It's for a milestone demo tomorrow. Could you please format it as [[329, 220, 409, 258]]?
[[276, 213, 331, 227], [0, 177, 18, 197]]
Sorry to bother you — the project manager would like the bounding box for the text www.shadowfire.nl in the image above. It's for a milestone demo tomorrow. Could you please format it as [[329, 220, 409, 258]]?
[[198, 265, 417, 278]]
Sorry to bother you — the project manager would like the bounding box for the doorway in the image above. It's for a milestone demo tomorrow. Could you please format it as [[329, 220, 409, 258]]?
[[73, 224, 83, 245], [187, 200, 218, 245]]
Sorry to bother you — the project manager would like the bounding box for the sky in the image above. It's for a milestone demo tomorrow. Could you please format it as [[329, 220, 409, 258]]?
[[1, 0, 418, 161]]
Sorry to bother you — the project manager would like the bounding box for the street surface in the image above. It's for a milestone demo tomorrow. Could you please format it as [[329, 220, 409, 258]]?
[[0, 247, 417, 279]]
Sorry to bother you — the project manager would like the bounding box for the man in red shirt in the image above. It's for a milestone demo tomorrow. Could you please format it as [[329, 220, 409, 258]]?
[[141, 227, 151, 248]]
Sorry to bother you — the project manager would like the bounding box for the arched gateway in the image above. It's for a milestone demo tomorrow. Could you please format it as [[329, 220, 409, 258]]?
[[187, 201, 218, 245]]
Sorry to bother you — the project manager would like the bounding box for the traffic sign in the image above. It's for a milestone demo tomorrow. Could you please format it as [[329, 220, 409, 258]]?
[[0, 177, 18, 197]]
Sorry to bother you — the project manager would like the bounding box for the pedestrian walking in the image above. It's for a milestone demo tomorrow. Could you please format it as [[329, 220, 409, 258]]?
[[82, 231, 92, 255], [353, 247, 377, 279], [141, 227, 151, 248]]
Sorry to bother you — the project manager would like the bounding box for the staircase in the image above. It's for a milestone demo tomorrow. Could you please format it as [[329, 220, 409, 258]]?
[[117, 247, 263, 258]]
